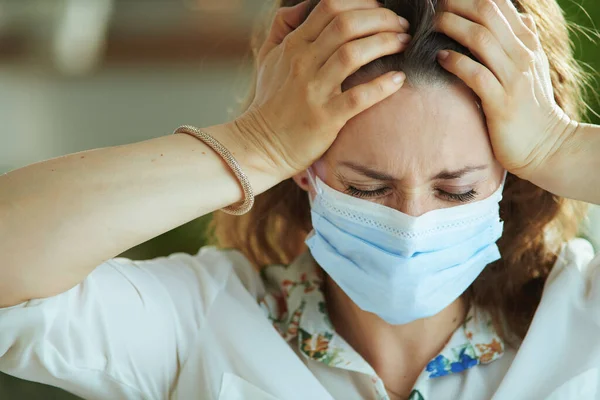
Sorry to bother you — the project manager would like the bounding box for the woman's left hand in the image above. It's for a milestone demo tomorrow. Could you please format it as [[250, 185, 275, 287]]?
[[433, 0, 579, 182]]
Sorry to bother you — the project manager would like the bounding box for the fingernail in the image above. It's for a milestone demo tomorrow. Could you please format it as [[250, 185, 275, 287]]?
[[399, 16, 410, 29], [437, 50, 449, 60], [398, 33, 411, 43], [392, 72, 406, 84]]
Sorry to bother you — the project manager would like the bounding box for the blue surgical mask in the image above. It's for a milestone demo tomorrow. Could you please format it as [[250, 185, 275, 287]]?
[[305, 169, 505, 325]]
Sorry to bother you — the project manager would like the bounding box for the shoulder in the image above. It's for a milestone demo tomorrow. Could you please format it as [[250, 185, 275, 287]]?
[[0, 246, 266, 400], [549, 238, 597, 283], [106, 246, 262, 302], [499, 239, 600, 398], [189, 246, 265, 300], [540, 237, 600, 307], [0, 246, 264, 317]]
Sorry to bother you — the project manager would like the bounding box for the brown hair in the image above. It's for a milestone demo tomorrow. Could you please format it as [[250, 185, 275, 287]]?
[[211, 0, 592, 340]]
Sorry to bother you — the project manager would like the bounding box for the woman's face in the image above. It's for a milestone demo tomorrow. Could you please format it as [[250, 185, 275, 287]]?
[[301, 82, 504, 216]]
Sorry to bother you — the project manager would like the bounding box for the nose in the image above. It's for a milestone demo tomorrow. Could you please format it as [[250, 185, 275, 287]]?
[[395, 198, 430, 217]]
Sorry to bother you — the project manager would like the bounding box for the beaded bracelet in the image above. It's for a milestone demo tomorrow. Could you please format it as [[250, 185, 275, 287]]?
[[173, 125, 254, 215]]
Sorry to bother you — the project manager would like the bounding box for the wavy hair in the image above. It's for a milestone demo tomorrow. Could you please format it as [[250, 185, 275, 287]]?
[[211, 0, 593, 340]]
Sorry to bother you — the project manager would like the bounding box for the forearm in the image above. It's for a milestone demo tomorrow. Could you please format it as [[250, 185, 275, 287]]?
[[0, 122, 280, 307], [532, 121, 600, 205]]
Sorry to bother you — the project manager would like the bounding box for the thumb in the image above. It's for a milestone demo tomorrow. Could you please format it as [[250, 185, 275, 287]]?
[[260, 1, 309, 58]]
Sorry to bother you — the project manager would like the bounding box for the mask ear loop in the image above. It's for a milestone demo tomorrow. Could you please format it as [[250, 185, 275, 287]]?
[[499, 170, 508, 192], [487, 170, 508, 202], [305, 166, 323, 208], [306, 166, 323, 195]]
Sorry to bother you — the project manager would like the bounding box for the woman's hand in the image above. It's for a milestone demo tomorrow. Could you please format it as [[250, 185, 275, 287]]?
[[433, 0, 579, 183], [234, 0, 411, 179]]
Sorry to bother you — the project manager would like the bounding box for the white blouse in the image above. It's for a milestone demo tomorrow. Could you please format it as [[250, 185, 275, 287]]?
[[0, 238, 599, 400]]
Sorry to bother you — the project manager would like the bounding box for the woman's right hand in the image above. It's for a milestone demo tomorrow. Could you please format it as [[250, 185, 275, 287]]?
[[235, 0, 411, 179]]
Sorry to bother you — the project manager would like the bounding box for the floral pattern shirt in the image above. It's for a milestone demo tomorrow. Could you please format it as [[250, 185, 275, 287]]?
[[258, 251, 505, 400]]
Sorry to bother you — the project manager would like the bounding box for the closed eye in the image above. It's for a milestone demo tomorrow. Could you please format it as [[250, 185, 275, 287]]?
[[437, 189, 478, 203], [345, 186, 391, 198]]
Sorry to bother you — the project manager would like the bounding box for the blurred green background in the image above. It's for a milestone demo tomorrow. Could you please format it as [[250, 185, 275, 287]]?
[[0, 0, 598, 399]]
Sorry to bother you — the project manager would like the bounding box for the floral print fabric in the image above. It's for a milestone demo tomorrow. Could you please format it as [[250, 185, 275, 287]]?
[[258, 251, 505, 400]]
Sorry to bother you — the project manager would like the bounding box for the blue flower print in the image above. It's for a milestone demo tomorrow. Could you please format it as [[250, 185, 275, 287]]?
[[449, 347, 477, 373], [426, 355, 451, 378]]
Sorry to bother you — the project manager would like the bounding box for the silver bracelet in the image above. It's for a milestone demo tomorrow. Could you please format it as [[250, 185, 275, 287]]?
[[173, 125, 255, 215]]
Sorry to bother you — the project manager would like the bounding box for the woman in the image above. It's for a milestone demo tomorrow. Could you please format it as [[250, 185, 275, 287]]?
[[1, 0, 599, 398]]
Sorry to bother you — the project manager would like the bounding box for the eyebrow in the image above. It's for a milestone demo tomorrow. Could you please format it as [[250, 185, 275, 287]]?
[[339, 161, 489, 181]]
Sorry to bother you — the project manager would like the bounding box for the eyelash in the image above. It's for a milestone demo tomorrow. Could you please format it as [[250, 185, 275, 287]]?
[[345, 186, 478, 203], [345, 186, 390, 198], [438, 189, 478, 203]]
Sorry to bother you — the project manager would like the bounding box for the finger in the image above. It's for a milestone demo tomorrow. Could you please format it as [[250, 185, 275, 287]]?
[[519, 13, 552, 102], [518, 13, 541, 50], [519, 13, 536, 34], [259, 1, 310, 60], [489, 1, 539, 51], [490, 0, 530, 36], [311, 8, 410, 66], [296, 0, 381, 42], [437, 0, 534, 72], [329, 71, 406, 121], [529, 57, 553, 105], [437, 12, 521, 86], [318, 32, 410, 90], [436, 50, 506, 113]]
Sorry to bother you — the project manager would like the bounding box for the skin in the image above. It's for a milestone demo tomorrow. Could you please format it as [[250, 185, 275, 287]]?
[[294, 81, 504, 398], [0, 0, 411, 307], [3, 0, 598, 308], [289, 0, 597, 397], [1, 1, 599, 399]]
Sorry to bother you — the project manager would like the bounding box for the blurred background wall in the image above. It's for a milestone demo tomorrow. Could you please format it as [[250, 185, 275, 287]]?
[[0, 0, 598, 398], [0, 0, 264, 263]]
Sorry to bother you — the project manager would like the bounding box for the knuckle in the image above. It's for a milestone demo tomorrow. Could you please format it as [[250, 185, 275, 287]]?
[[338, 43, 360, 66], [454, 54, 467, 70], [435, 12, 448, 31], [347, 90, 366, 109], [379, 9, 398, 26], [375, 79, 387, 95], [281, 36, 296, 53], [522, 14, 535, 27], [530, 38, 542, 52], [515, 49, 536, 72], [333, 14, 355, 36], [274, 7, 286, 21], [522, 48, 536, 63], [519, 27, 535, 39], [321, 0, 343, 15], [476, 0, 497, 20], [380, 33, 399, 49], [522, 29, 538, 45], [472, 67, 489, 91], [471, 26, 493, 48]]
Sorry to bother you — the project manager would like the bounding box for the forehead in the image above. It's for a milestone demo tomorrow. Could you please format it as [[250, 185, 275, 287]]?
[[325, 83, 493, 178]]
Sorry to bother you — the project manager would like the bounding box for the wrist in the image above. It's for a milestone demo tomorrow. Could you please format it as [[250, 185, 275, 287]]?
[[202, 119, 289, 196], [232, 107, 302, 179], [526, 111, 580, 197]]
